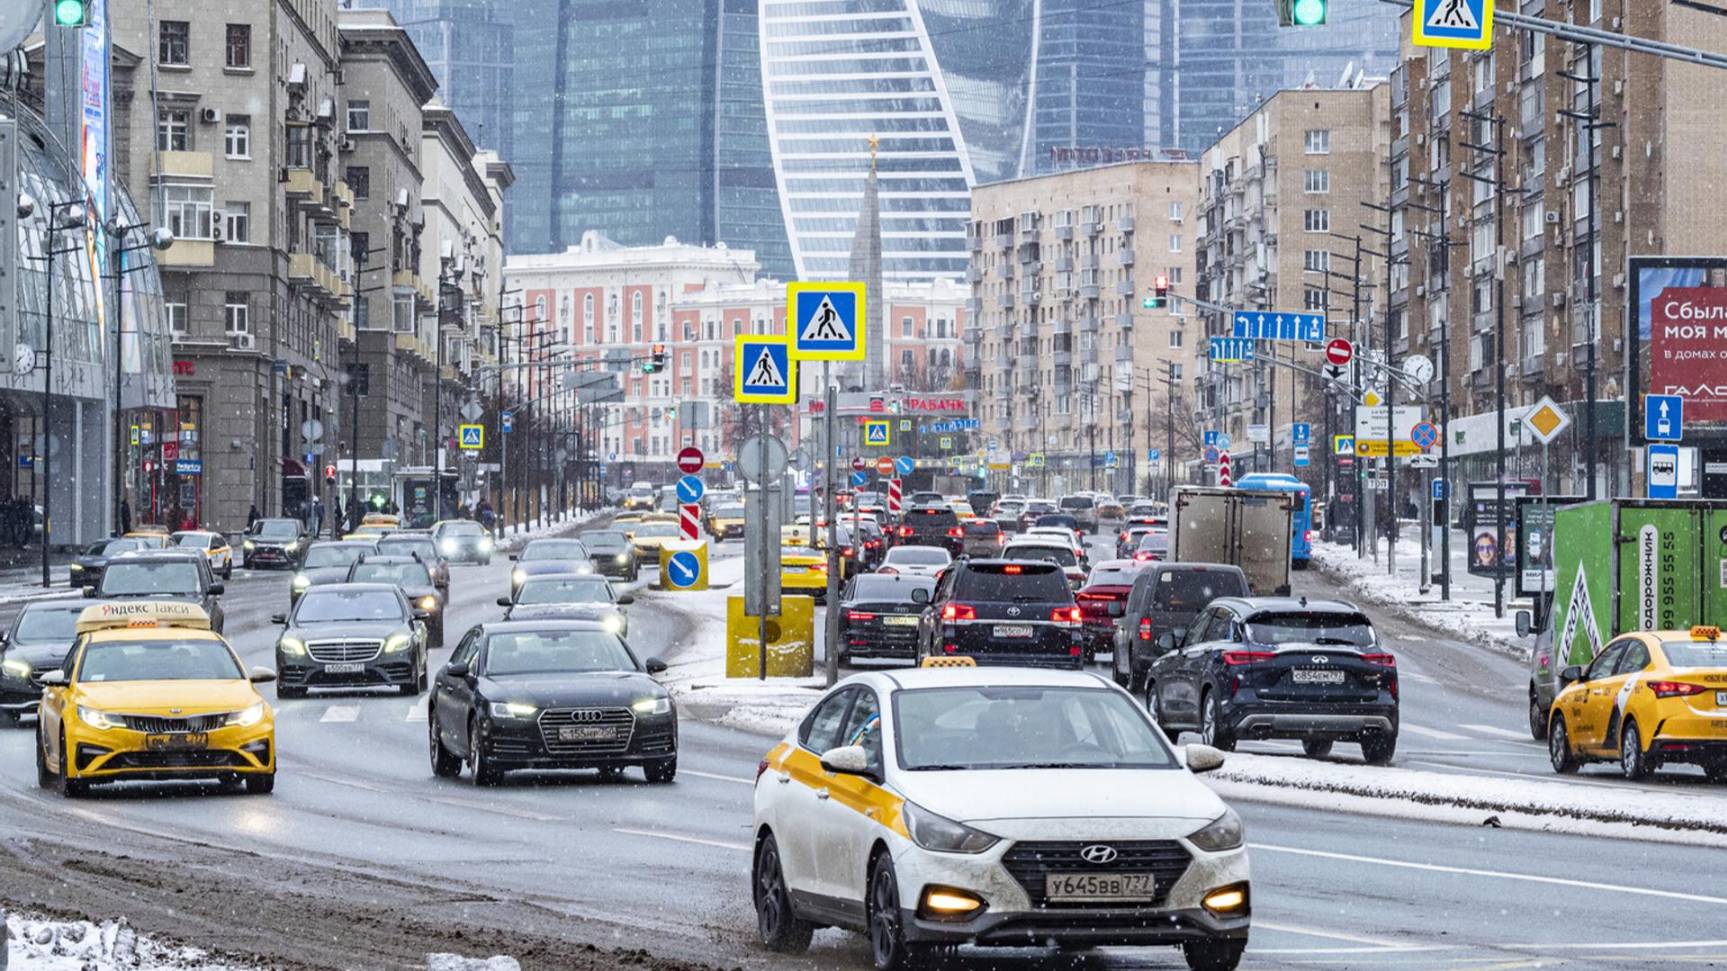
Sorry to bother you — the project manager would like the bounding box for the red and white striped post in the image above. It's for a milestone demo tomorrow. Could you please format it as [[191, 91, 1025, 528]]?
[[887, 478, 903, 517], [679, 503, 701, 541], [1218, 452, 1233, 488]]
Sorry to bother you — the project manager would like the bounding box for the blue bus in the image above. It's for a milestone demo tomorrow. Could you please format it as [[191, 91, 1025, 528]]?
[[1234, 473, 1312, 568]]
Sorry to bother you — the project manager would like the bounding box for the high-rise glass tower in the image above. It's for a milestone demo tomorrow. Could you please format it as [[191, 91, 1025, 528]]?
[[351, 0, 515, 155]]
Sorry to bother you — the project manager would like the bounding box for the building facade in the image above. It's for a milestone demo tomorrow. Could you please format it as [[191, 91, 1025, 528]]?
[[351, 0, 515, 156]]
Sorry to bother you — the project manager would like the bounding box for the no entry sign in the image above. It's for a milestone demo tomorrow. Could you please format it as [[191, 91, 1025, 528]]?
[[1325, 338, 1354, 367], [676, 446, 705, 475]]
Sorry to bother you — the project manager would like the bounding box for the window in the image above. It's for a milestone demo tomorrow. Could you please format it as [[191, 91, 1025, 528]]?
[[1304, 129, 1331, 154], [223, 201, 249, 243], [223, 116, 250, 158], [1304, 288, 1327, 311], [1168, 234, 1182, 253], [1303, 169, 1330, 194], [158, 21, 189, 66], [350, 230, 369, 268], [1168, 201, 1184, 221], [223, 293, 250, 334], [346, 166, 370, 199], [347, 100, 371, 132], [902, 315, 913, 337], [225, 24, 250, 69], [1304, 250, 1330, 273], [286, 125, 312, 168], [1303, 209, 1331, 233], [1168, 330, 1183, 348], [165, 302, 188, 337], [159, 184, 213, 240], [156, 109, 189, 152]]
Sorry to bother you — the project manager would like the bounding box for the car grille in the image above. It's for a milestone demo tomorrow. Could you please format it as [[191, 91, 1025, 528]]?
[[538, 707, 635, 756], [307, 640, 383, 663], [121, 713, 227, 734], [1001, 840, 1191, 908], [107, 750, 248, 769]]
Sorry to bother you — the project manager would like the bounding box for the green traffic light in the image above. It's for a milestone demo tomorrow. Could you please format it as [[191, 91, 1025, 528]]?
[[1291, 0, 1326, 26], [53, 0, 86, 26]]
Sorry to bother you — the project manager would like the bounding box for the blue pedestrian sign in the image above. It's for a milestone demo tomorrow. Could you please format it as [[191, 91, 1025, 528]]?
[[894, 455, 915, 476], [458, 424, 484, 449], [675, 474, 706, 505], [1203, 430, 1219, 447], [500, 410, 514, 434], [734, 336, 797, 404], [666, 550, 703, 589], [1413, 0, 1493, 51], [1209, 336, 1256, 363], [864, 420, 891, 448], [1649, 444, 1680, 499], [789, 281, 865, 361], [1291, 422, 1311, 445], [1231, 311, 1326, 342], [850, 470, 868, 487], [1645, 394, 1683, 443]]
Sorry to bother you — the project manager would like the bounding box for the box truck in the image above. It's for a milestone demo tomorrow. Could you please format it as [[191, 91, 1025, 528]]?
[[1169, 486, 1295, 596]]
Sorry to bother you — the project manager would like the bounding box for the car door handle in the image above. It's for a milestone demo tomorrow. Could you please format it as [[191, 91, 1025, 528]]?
[[815, 788, 830, 800]]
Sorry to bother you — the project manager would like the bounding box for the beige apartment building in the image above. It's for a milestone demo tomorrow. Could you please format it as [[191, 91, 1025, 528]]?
[[966, 161, 1200, 496]]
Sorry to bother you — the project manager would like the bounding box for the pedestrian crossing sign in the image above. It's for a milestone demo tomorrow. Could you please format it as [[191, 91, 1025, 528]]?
[[1413, 0, 1492, 50], [864, 419, 891, 448], [734, 336, 798, 405], [788, 281, 866, 362], [458, 424, 484, 450]]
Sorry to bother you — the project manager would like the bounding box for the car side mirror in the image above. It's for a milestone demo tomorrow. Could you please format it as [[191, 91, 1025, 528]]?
[[38, 671, 68, 687], [644, 656, 667, 675], [413, 608, 431, 621], [508, 554, 519, 561], [820, 744, 872, 777], [1515, 610, 1532, 638], [83, 587, 96, 599], [249, 666, 277, 684], [617, 594, 635, 605], [496, 596, 512, 607], [1184, 744, 1226, 774], [0, 631, 8, 645], [911, 587, 930, 604], [271, 613, 287, 626], [1560, 664, 1585, 685], [208, 582, 225, 596], [445, 661, 470, 679]]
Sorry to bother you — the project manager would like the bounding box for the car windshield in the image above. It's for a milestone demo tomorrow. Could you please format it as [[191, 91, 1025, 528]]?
[[254, 520, 299, 540], [304, 545, 367, 569], [888, 548, 949, 567], [895, 686, 1176, 771], [516, 576, 614, 604], [850, 576, 934, 601], [482, 630, 636, 675], [78, 639, 242, 683], [1035, 515, 1076, 529], [1008, 545, 1077, 567], [635, 523, 678, 538], [580, 531, 628, 550], [522, 540, 589, 561], [904, 508, 956, 525], [1661, 641, 1727, 667], [953, 563, 1069, 601], [1152, 570, 1241, 611], [1059, 496, 1095, 511], [15, 606, 84, 642], [1246, 611, 1377, 647], [99, 561, 202, 595], [442, 522, 485, 536], [715, 506, 745, 518], [377, 538, 436, 559], [86, 538, 143, 556], [1087, 565, 1140, 586], [173, 534, 213, 549], [351, 561, 432, 586], [295, 589, 405, 624], [964, 521, 1000, 535], [1137, 533, 1170, 551]]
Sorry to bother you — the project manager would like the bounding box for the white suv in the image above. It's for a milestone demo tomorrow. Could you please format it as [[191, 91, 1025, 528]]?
[[751, 667, 1250, 970]]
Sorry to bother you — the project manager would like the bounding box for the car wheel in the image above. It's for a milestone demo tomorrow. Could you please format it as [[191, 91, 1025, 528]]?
[[1360, 731, 1397, 765], [752, 833, 813, 954], [56, 729, 86, 798], [1144, 680, 1162, 724], [867, 852, 925, 971], [35, 721, 53, 789], [1619, 718, 1652, 780], [469, 720, 503, 787], [244, 772, 276, 795], [429, 713, 462, 778], [1183, 938, 1247, 971], [644, 756, 677, 784], [1548, 714, 1580, 774], [1199, 689, 1236, 752], [1527, 690, 1548, 740], [1704, 761, 1727, 784], [1301, 738, 1334, 758], [0, 709, 16, 729]]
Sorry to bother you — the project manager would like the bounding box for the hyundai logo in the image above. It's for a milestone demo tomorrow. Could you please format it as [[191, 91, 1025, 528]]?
[[1079, 844, 1118, 865]]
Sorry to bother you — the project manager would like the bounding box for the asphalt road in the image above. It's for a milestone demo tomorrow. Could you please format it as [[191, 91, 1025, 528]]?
[[0, 532, 1724, 969]]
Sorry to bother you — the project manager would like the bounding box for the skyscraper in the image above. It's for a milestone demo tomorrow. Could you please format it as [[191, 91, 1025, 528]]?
[[350, 0, 515, 155], [1024, 0, 1146, 172]]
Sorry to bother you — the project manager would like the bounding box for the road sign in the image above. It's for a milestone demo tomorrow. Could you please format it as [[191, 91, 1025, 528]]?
[[1203, 445, 1220, 465], [887, 478, 903, 515], [666, 548, 703, 589], [676, 474, 706, 505], [1333, 434, 1355, 455], [894, 455, 915, 476], [734, 336, 797, 404], [1231, 311, 1325, 342], [1645, 394, 1683, 442], [738, 434, 789, 484], [1147, 448, 1161, 462], [1104, 451, 1118, 468], [1355, 440, 1421, 458], [460, 400, 484, 423], [788, 281, 865, 361], [679, 503, 701, 541], [939, 436, 952, 450], [851, 456, 867, 472], [1649, 443, 1680, 499], [501, 410, 514, 434], [175, 459, 202, 476], [1523, 396, 1571, 444], [864, 420, 891, 448], [300, 419, 323, 443], [458, 424, 484, 450], [1291, 422, 1311, 445], [1216, 432, 1232, 450], [1324, 338, 1354, 367], [1203, 430, 1219, 447], [677, 446, 705, 474], [1293, 445, 1311, 468], [1433, 479, 1449, 501], [1247, 424, 1269, 444], [875, 456, 895, 475], [850, 470, 868, 487], [1218, 451, 1233, 487], [898, 419, 912, 432], [1408, 452, 1439, 469], [1413, 0, 1492, 50], [1354, 405, 1421, 445], [1411, 421, 1439, 450], [1209, 336, 1257, 363]]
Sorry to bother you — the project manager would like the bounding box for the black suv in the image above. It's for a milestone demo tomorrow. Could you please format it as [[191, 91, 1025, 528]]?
[[895, 505, 963, 555], [1145, 597, 1398, 763], [915, 559, 1083, 668], [243, 517, 307, 569], [1113, 563, 1249, 693]]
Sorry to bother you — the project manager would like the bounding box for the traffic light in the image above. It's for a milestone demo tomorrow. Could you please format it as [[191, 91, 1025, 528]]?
[[642, 342, 667, 374], [1277, 0, 1326, 26], [52, 0, 87, 26], [1143, 275, 1170, 310], [323, 464, 337, 485]]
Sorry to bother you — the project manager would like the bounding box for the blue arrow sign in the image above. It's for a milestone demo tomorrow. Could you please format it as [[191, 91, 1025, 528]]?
[[1209, 336, 1256, 363], [894, 455, 915, 476], [666, 550, 702, 589], [1291, 422, 1311, 445], [1231, 311, 1326, 342], [1645, 394, 1683, 443], [675, 474, 706, 504], [850, 470, 868, 487]]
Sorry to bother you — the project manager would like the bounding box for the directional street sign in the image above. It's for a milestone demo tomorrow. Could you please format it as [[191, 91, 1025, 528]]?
[[851, 470, 868, 487], [1291, 422, 1311, 445], [676, 474, 706, 505], [788, 281, 866, 361], [1216, 433, 1232, 450], [1645, 394, 1684, 442], [734, 336, 797, 404], [1649, 443, 1680, 499], [666, 549, 703, 589], [1104, 451, 1118, 469], [894, 455, 915, 476], [864, 420, 891, 448], [1232, 311, 1326, 342], [1209, 336, 1257, 363], [500, 410, 514, 434], [1203, 430, 1219, 447], [458, 424, 484, 450], [1413, 0, 1492, 51], [1433, 479, 1449, 501]]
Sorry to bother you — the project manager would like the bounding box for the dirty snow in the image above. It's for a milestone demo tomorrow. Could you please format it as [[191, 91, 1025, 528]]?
[[1312, 533, 1530, 659]]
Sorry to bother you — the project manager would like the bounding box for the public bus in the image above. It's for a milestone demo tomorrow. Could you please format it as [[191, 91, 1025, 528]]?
[[1233, 472, 1313, 568]]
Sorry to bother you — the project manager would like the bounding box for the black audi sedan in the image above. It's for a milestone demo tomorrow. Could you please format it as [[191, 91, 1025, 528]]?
[[272, 582, 430, 698], [497, 573, 634, 634], [68, 537, 154, 589], [508, 538, 594, 598], [349, 554, 446, 646], [427, 620, 675, 786], [0, 599, 109, 725], [836, 573, 934, 666]]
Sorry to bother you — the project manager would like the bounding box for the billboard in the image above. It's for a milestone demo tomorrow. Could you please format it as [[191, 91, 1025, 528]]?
[[1628, 256, 1727, 442]]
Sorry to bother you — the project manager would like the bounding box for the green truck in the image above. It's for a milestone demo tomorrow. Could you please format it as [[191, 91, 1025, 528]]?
[[1521, 499, 1727, 739]]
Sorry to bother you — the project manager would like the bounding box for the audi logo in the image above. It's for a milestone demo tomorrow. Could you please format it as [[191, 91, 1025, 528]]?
[[570, 709, 606, 723], [1079, 844, 1118, 865]]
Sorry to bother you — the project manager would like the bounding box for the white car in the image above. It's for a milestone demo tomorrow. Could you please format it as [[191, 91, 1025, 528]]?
[[1003, 540, 1089, 588], [751, 666, 1250, 971], [878, 545, 952, 578], [1023, 525, 1087, 557]]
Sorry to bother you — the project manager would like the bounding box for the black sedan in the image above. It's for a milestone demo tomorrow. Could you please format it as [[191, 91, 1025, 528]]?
[[578, 529, 639, 581], [498, 574, 634, 635], [509, 538, 594, 597], [68, 537, 153, 589], [837, 573, 934, 666], [290, 540, 377, 606], [375, 531, 451, 595], [427, 620, 675, 786], [349, 555, 446, 646], [433, 519, 494, 564], [0, 599, 108, 725], [272, 583, 431, 698]]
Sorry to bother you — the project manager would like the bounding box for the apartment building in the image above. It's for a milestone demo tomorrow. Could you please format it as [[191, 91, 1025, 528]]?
[[966, 161, 1201, 495]]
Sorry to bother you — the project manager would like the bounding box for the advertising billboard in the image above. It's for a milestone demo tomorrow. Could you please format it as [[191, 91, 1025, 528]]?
[[1628, 256, 1727, 442]]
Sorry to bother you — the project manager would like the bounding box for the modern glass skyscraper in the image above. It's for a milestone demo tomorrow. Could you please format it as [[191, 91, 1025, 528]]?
[[917, 0, 1036, 185], [1024, 0, 1146, 172], [351, 0, 514, 155]]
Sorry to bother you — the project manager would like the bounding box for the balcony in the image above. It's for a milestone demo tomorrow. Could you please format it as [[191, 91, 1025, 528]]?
[[283, 166, 324, 200], [1080, 255, 1099, 271], [1116, 280, 1136, 296], [1115, 345, 1133, 364], [994, 232, 1013, 249], [1053, 257, 1074, 272], [970, 235, 983, 252], [994, 354, 1012, 371], [1115, 311, 1135, 328], [151, 150, 213, 179], [1084, 220, 1102, 236], [1016, 354, 1039, 372], [1055, 224, 1073, 241], [998, 292, 1015, 309], [1054, 350, 1072, 367], [289, 252, 336, 299], [962, 326, 982, 343], [158, 238, 214, 268], [394, 332, 419, 357], [1078, 285, 1100, 300], [1021, 289, 1041, 305], [966, 265, 984, 283], [1082, 347, 1100, 366], [1118, 249, 1135, 267], [964, 297, 982, 316], [1117, 216, 1136, 233], [1050, 318, 1072, 336]]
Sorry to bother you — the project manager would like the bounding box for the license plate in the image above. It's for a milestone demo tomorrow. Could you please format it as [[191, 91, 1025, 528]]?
[[883, 615, 919, 627], [1045, 872, 1157, 902], [1292, 668, 1346, 684], [324, 662, 365, 674], [1718, 691, 1727, 707], [995, 625, 1034, 638], [144, 732, 208, 751], [559, 725, 617, 742]]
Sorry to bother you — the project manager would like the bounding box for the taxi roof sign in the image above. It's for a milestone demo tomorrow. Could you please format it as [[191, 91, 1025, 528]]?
[[920, 655, 977, 668], [76, 601, 212, 634], [1692, 625, 1720, 641]]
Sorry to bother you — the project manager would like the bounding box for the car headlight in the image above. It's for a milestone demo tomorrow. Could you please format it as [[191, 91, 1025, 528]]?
[[615, 553, 629, 564], [1, 657, 32, 680], [77, 705, 125, 731], [418, 595, 439, 612], [243, 540, 255, 551], [631, 695, 671, 715], [602, 613, 626, 634], [291, 574, 311, 591], [69, 563, 83, 572], [225, 702, 267, 728], [489, 701, 536, 719], [383, 632, 414, 654], [440, 540, 457, 554], [285, 540, 300, 552], [577, 564, 593, 575], [479, 537, 494, 550], [1188, 808, 1245, 852], [278, 636, 307, 657], [902, 800, 999, 854], [511, 569, 527, 586]]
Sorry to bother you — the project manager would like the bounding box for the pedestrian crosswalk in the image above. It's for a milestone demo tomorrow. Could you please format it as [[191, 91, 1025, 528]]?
[[280, 700, 427, 726]]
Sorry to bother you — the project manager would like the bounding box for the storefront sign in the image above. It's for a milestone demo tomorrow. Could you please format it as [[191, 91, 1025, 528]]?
[[175, 459, 202, 476]]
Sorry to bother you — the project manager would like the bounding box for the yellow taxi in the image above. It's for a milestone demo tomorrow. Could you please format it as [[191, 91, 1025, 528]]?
[[706, 503, 747, 541], [343, 527, 390, 542], [34, 602, 277, 797], [359, 512, 401, 533], [947, 499, 977, 521], [778, 526, 832, 601], [1548, 625, 1727, 781], [121, 531, 172, 549], [125, 524, 171, 537], [630, 520, 683, 558]]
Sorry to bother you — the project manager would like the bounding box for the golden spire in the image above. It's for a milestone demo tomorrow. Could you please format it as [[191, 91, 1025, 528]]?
[[868, 133, 879, 172]]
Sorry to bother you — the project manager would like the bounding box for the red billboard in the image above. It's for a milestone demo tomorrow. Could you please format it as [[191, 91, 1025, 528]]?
[[1648, 285, 1727, 422]]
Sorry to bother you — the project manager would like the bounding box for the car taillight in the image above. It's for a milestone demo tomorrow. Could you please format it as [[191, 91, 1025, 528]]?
[[1648, 680, 1709, 698], [1119, 531, 1129, 542], [847, 610, 876, 622], [900, 526, 914, 537], [946, 527, 964, 538], [1222, 650, 1275, 666], [1138, 617, 1152, 640], [1002, 564, 1022, 574], [812, 562, 828, 573], [1303, 530, 1312, 544], [842, 546, 855, 557], [1362, 653, 1396, 667], [1134, 551, 1152, 561], [1051, 606, 1082, 624], [942, 604, 977, 622]]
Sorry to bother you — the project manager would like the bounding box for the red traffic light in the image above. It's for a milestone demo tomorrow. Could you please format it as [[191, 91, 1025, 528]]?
[[323, 464, 337, 483], [1154, 275, 1170, 295]]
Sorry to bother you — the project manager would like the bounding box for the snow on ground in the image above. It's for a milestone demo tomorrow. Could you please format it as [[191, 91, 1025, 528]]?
[[494, 507, 605, 551], [1312, 532, 1530, 659]]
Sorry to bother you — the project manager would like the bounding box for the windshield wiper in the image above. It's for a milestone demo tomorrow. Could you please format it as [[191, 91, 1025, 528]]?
[[907, 763, 974, 771], [991, 761, 1110, 770]]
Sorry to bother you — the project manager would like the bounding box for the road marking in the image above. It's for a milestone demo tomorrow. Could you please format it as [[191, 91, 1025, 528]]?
[[404, 705, 426, 722], [320, 705, 359, 723], [1461, 723, 1537, 741], [424, 795, 561, 822], [613, 827, 751, 852], [1253, 921, 1425, 949], [1252, 843, 1727, 906], [1401, 723, 1468, 741], [681, 768, 755, 785]]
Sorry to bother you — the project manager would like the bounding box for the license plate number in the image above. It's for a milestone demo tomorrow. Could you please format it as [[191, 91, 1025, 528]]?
[[559, 725, 617, 742], [324, 663, 365, 674], [1292, 668, 1346, 684], [996, 625, 1035, 638], [1045, 872, 1157, 902], [144, 732, 208, 751], [883, 615, 919, 627]]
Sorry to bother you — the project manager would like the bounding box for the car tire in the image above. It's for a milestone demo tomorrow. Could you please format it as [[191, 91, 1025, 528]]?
[[56, 729, 86, 798], [1292, 558, 1310, 571], [35, 721, 53, 789], [867, 852, 926, 971], [1183, 938, 1247, 971], [1301, 738, 1334, 758], [469, 720, 503, 787], [752, 833, 813, 954], [1360, 731, 1397, 766], [429, 713, 462, 778], [0, 709, 16, 730], [244, 772, 276, 795], [1199, 689, 1236, 752], [1528, 690, 1549, 740], [1619, 718, 1652, 780], [1548, 714, 1580, 774], [223, 559, 233, 580], [1704, 761, 1727, 784], [645, 757, 677, 784]]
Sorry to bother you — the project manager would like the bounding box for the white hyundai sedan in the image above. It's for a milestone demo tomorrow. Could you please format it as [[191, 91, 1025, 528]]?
[[751, 665, 1250, 971]]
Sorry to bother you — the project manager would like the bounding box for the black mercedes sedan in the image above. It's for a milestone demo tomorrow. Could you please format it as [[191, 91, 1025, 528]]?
[[68, 537, 155, 590], [0, 599, 109, 725], [508, 538, 594, 598], [428, 620, 675, 786], [349, 554, 446, 646], [497, 573, 634, 635], [836, 573, 934, 666], [272, 583, 430, 698], [289, 540, 377, 607]]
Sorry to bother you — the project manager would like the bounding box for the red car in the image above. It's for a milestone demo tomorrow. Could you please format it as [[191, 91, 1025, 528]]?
[[1074, 560, 1147, 662]]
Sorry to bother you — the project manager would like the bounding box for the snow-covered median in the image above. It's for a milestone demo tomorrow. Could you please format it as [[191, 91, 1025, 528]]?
[[1311, 537, 1528, 659]]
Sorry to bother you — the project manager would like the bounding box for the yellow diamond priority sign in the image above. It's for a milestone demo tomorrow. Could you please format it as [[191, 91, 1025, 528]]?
[[1523, 396, 1570, 444]]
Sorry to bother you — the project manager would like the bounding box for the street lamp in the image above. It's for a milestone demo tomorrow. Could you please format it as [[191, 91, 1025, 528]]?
[[36, 198, 87, 588], [106, 218, 174, 536]]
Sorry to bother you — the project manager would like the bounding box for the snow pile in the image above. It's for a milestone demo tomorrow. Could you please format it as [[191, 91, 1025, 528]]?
[[3, 913, 252, 970], [1311, 535, 1528, 659], [495, 507, 607, 551], [426, 955, 521, 971]]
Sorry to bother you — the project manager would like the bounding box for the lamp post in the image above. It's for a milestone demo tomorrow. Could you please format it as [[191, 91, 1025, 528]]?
[[107, 220, 175, 536], [37, 198, 87, 587]]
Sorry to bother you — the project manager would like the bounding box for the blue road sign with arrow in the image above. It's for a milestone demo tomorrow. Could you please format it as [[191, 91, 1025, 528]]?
[[676, 474, 706, 504], [1646, 394, 1683, 442], [894, 455, 915, 476], [666, 550, 702, 589], [850, 470, 868, 487], [1231, 311, 1326, 342], [1291, 422, 1311, 445]]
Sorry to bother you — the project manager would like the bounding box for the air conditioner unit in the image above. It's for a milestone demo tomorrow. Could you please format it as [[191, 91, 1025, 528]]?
[[317, 98, 335, 123], [1552, 291, 1566, 308], [199, 107, 222, 124], [341, 138, 356, 153], [287, 63, 307, 90], [229, 332, 256, 351], [210, 214, 226, 242], [1613, 272, 1626, 289], [1545, 211, 1560, 225]]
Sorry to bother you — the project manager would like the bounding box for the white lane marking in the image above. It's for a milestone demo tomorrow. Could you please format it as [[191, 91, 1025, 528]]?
[[320, 705, 359, 723], [404, 705, 426, 722], [1252, 843, 1727, 906], [1252, 921, 1424, 949], [1249, 945, 1451, 955], [613, 827, 751, 852], [681, 768, 755, 785], [1461, 722, 1538, 741], [1401, 723, 1468, 741], [1521, 939, 1727, 951], [1400, 671, 1439, 684], [423, 795, 560, 822]]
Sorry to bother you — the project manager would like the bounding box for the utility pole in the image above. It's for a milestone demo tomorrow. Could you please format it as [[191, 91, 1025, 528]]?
[[1560, 51, 1610, 500], [1461, 105, 1508, 617]]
